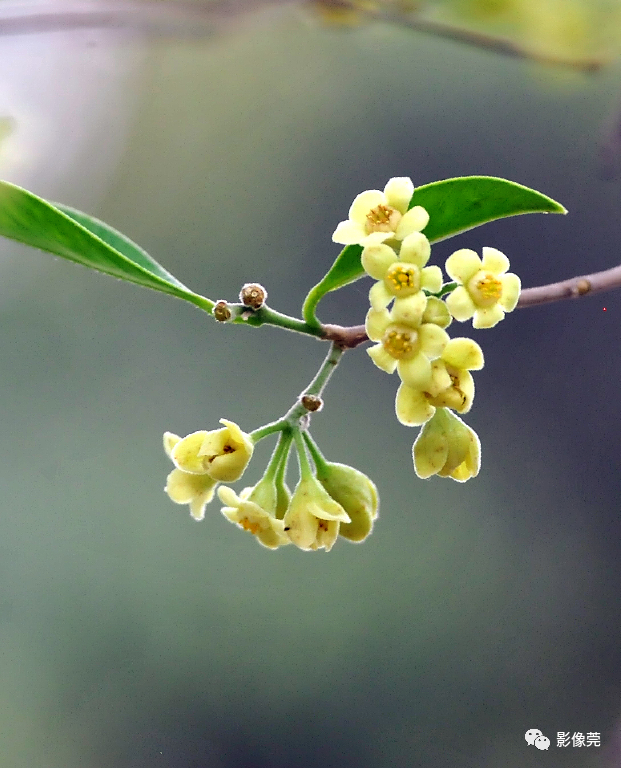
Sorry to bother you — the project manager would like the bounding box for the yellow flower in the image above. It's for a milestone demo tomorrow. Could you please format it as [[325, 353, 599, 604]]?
[[362, 233, 443, 311], [170, 419, 253, 482], [283, 476, 351, 552], [365, 294, 449, 389], [445, 247, 520, 328], [163, 432, 218, 521], [218, 484, 290, 550], [412, 408, 481, 482], [396, 337, 484, 426], [332, 177, 429, 247]]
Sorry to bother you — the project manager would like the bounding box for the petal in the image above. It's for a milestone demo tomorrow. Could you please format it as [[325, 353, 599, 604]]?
[[445, 287, 476, 322], [422, 296, 452, 329], [365, 307, 391, 341], [481, 246, 510, 275], [189, 493, 211, 521], [418, 323, 450, 359], [163, 432, 181, 459], [361, 243, 398, 280], [383, 177, 414, 214], [165, 468, 217, 506], [413, 427, 449, 479], [332, 220, 366, 245], [349, 189, 385, 223], [426, 361, 452, 397], [256, 525, 289, 549], [369, 281, 394, 311], [472, 305, 504, 329], [367, 344, 399, 374], [395, 206, 429, 239], [445, 249, 481, 283], [171, 431, 210, 474], [397, 353, 432, 388], [420, 265, 443, 294], [498, 273, 521, 311], [399, 232, 431, 267], [390, 291, 427, 327], [319, 521, 341, 552], [217, 485, 240, 507], [361, 231, 393, 246], [395, 383, 435, 426], [284, 503, 318, 551], [442, 338, 484, 370]]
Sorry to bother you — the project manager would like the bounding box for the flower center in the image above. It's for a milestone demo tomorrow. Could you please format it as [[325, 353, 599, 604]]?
[[365, 204, 401, 234], [467, 270, 502, 307], [382, 325, 418, 359], [386, 263, 420, 295], [240, 517, 260, 535]]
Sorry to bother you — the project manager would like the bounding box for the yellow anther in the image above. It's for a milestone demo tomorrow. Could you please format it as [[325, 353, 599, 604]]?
[[240, 518, 261, 535], [383, 328, 415, 358], [386, 264, 419, 293], [365, 204, 400, 234]]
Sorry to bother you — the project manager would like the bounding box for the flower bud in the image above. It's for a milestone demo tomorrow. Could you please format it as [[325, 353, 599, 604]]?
[[213, 300, 232, 322], [239, 283, 267, 309], [315, 462, 378, 543], [301, 394, 323, 412], [412, 408, 480, 482]]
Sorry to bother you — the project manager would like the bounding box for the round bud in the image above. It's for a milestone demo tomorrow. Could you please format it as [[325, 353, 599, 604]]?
[[301, 394, 323, 412], [239, 283, 267, 309], [213, 301, 232, 322]]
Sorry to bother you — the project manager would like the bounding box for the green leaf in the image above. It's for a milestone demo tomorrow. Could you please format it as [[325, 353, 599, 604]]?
[[302, 176, 565, 325], [0, 180, 213, 312]]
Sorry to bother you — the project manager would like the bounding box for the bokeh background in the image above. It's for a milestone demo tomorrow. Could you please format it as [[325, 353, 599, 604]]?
[[1, 1, 621, 766]]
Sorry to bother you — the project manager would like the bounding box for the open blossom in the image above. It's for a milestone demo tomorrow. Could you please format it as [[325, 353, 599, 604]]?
[[445, 247, 521, 328], [332, 177, 429, 247], [412, 408, 480, 482], [396, 337, 484, 426], [163, 432, 218, 521], [283, 475, 351, 552], [365, 293, 449, 389], [218, 484, 290, 550], [170, 419, 253, 482], [362, 233, 443, 311]]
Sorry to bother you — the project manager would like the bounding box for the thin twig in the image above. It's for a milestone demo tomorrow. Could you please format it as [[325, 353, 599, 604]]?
[[320, 263, 621, 349]]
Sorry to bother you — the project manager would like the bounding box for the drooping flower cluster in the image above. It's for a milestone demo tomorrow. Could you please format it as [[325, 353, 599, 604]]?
[[333, 176, 521, 481]]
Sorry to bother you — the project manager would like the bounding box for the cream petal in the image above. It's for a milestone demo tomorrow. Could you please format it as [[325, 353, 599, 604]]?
[[189, 495, 210, 520], [421, 265, 443, 293], [217, 485, 239, 507], [426, 361, 452, 397], [256, 525, 288, 549], [395, 205, 429, 239], [399, 232, 431, 267], [473, 305, 504, 329], [455, 371, 475, 413], [365, 307, 391, 341], [445, 249, 481, 283], [481, 246, 510, 275], [422, 296, 452, 329], [418, 323, 449, 359], [284, 504, 318, 551], [397, 353, 432, 388], [361, 231, 392, 246], [369, 281, 394, 311], [383, 177, 414, 214], [319, 521, 340, 552], [163, 432, 181, 459], [332, 220, 366, 245], [442, 338, 484, 370], [446, 287, 476, 322], [166, 468, 216, 505], [395, 383, 435, 426], [361, 243, 398, 280], [349, 189, 385, 223], [171, 431, 210, 474], [390, 291, 427, 327], [499, 273, 521, 311], [367, 344, 399, 374]]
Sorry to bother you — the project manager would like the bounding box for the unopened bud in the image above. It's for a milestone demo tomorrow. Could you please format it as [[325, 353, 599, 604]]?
[[213, 300, 232, 322], [239, 283, 267, 310], [301, 394, 323, 412]]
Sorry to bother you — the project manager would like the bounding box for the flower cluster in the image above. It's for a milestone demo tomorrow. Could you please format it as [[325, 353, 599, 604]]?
[[333, 176, 521, 481], [163, 422, 378, 553]]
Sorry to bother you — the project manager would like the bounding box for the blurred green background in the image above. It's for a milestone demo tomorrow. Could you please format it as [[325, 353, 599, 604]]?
[[1, 1, 621, 766]]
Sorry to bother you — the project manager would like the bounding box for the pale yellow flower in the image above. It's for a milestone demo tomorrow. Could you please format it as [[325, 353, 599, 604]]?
[[366, 294, 449, 389], [316, 462, 379, 544], [170, 419, 253, 482], [163, 432, 217, 521], [332, 177, 429, 247], [283, 476, 350, 552], [445, 247, 520, 328], [362, 233, 443, 311], [396, 338, 484, 426], [412, 408, 481, 482], [218, 484, 290, 550]]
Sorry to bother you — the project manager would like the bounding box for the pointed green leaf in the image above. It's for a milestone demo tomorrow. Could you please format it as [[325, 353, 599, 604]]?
[[0, 180, 213, 312], [302, 176, 565, 325]]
